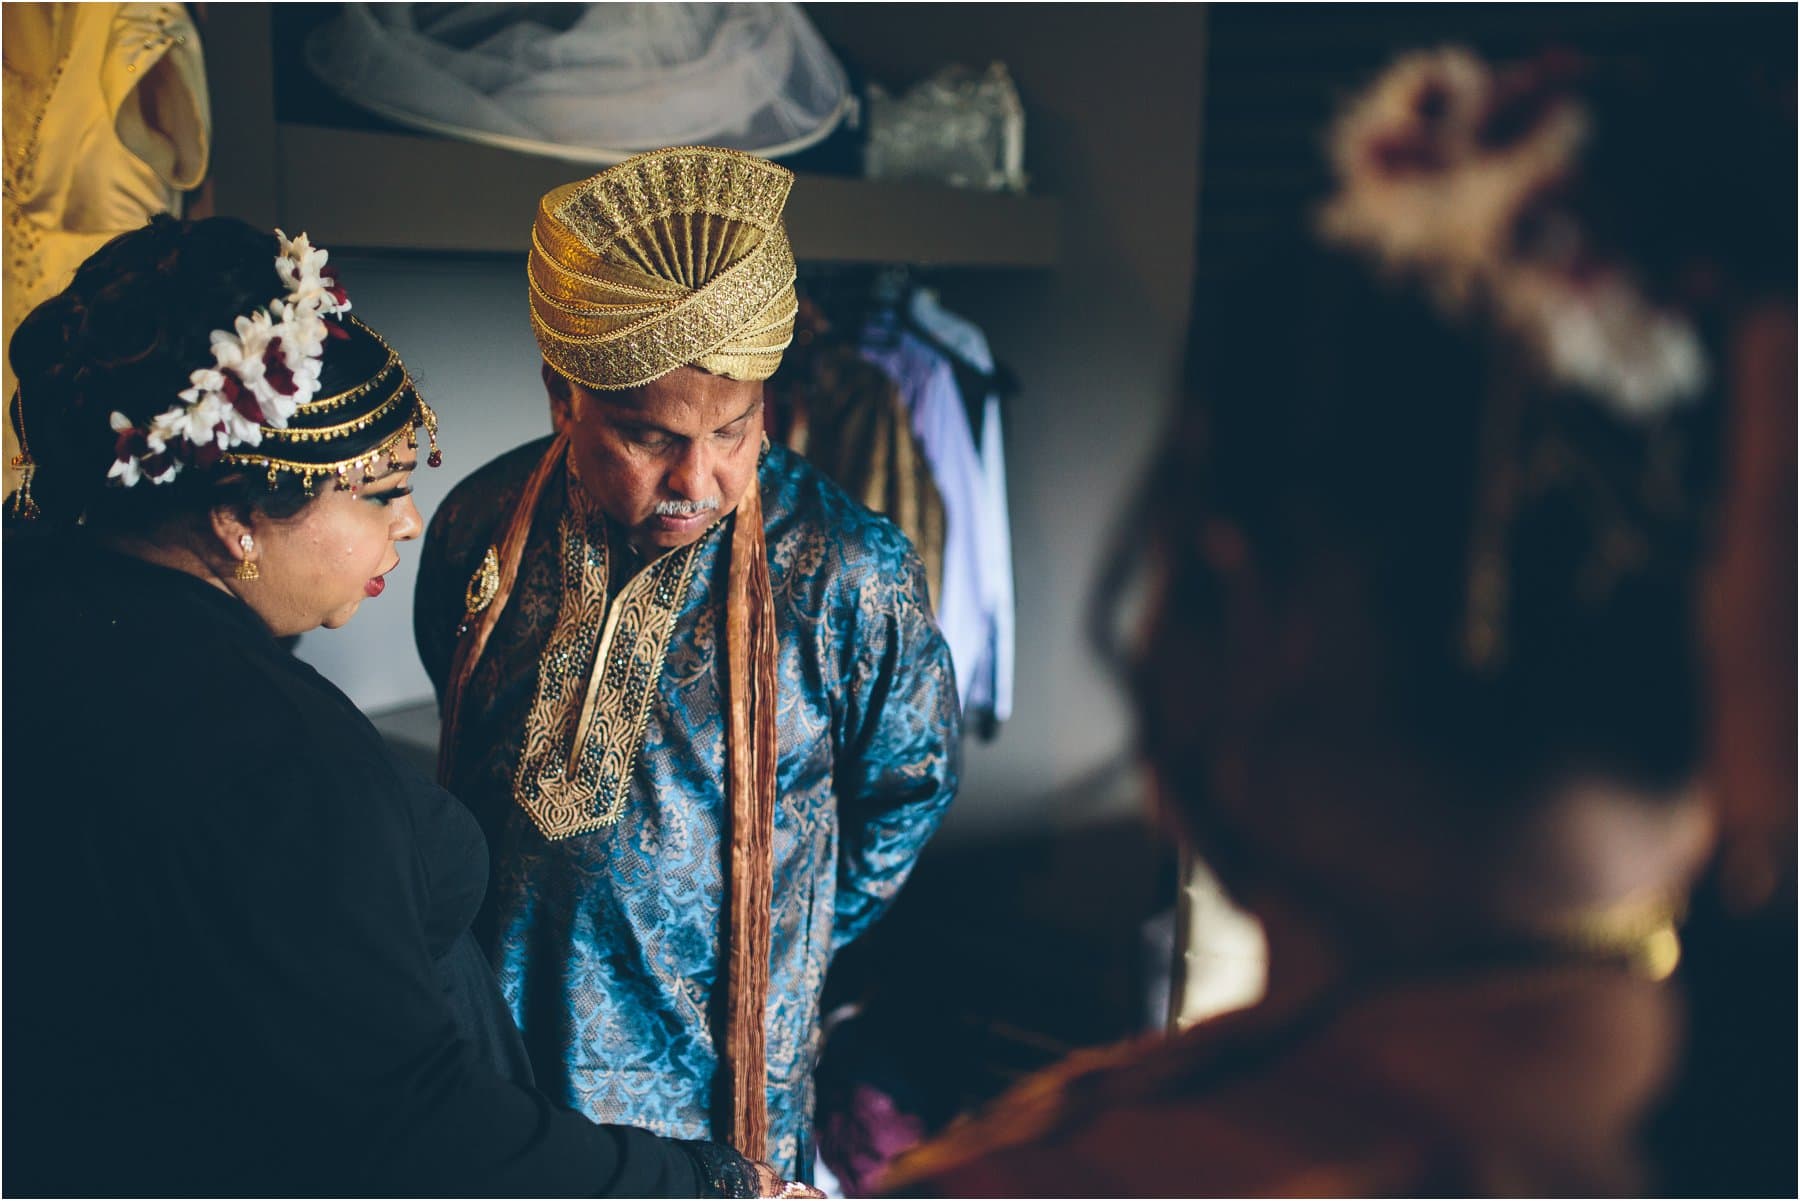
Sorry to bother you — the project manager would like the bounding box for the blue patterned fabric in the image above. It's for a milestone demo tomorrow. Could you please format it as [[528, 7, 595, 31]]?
[[417, 440, 960, 1178]]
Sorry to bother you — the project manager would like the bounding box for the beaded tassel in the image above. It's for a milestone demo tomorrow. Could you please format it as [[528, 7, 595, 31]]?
[[8, 457, 42, 520]]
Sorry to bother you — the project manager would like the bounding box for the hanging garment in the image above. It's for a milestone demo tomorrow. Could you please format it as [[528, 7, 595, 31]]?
[[776, 337, 947, 609], [905, 288, 1016, 726], [888, 962, 1680, 1196], [862, 320, 1013, 728], [2, 1, 210, 496], [304, 3, 853, 165]]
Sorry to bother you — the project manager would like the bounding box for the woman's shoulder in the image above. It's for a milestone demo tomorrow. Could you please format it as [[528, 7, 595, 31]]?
[[892, 969, 1663, 1197], [6, 537, 402, 829], [885, 1013, 1440, 1197], [6, 537, 276, 706]]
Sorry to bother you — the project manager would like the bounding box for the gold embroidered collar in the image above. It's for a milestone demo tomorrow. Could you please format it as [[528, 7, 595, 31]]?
[[510, 457, 711, 839]]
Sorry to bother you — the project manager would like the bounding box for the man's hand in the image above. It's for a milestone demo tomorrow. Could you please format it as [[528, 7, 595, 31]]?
[[750, 1159, 825, 1198]]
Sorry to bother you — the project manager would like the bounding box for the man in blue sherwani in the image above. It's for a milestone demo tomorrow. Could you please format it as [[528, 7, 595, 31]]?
[[415, 146, 959, 1182]]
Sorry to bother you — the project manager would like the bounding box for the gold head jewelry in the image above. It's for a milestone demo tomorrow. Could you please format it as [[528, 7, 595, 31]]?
[[528, 145, 799, 391], [218, 317, 441, 495]]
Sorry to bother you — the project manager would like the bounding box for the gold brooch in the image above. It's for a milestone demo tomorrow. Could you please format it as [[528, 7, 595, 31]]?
[[464, 546, 500, 620]]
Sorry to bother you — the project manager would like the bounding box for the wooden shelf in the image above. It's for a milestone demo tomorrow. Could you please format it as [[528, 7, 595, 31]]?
[[200, 7, 1059, 268], [273, 124, 1061, 266]]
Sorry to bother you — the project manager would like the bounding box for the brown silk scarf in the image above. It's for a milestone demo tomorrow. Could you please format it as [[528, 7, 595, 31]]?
[[436, 432, 569, 787], [438, 435, 778, 1158], [721, 476, 778, 1159]]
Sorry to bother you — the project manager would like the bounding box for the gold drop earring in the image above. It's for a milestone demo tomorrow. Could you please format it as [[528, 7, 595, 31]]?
[[235, 533, 261, 581]]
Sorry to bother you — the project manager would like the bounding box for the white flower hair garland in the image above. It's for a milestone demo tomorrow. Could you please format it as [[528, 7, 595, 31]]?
[[108, 230, 352, 487], [1317, 48, 1708, 420]]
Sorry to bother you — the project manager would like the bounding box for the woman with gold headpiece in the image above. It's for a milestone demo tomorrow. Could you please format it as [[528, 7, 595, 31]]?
[[889, 43, 1792, 1198], [1, 215, 818, 1197]]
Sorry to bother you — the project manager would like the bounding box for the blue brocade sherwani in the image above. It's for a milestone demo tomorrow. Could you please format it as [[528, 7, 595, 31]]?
[[416, 437, 959, 1177]]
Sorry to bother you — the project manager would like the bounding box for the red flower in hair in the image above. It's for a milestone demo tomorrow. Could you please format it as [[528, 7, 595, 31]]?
[[192, 438, 225, 469], [221, 372, 265, 424], [139, 450, 177, 483], [114, 433, 146, 466], [262, 338, 298, 396], [1364, 71, 1460, 176], [320, 264, 349, 308]]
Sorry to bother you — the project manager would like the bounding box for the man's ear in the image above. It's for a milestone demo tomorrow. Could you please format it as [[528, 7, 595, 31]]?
[[543, 361, 572, 434]]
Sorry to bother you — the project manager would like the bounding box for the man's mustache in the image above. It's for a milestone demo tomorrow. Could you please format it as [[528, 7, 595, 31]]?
[[653, 497, 721, 517]]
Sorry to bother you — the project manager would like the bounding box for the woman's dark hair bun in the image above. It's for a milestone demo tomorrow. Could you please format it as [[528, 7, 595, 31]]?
[[12, 216, 287, 526], [10, 216, 350, 530]]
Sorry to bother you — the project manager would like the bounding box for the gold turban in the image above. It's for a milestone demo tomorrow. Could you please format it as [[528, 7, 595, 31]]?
[[529, 146, 798, 391]]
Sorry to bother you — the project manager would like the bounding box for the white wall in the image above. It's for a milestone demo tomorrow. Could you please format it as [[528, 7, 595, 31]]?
[[293, 252, 549, 714]]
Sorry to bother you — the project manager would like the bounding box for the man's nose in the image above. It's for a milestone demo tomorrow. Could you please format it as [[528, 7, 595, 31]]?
[[665, 440, 711, 499]]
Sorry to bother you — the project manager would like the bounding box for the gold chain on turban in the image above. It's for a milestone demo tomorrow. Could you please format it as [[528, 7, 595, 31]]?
[[529, 146, 799, 390]]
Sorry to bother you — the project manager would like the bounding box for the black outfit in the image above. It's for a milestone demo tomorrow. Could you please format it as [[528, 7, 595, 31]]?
[[2, 534, 757, 1198]]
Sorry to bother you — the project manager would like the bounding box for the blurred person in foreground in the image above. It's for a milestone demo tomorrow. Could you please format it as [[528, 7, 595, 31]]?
[[889, 45, 1793, 1197]]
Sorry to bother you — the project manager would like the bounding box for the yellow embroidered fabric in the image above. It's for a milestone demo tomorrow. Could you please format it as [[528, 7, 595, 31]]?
[[511, 459, 707, 839], [528, 145, 798, 391], [3, 2, 211, 496]]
